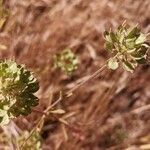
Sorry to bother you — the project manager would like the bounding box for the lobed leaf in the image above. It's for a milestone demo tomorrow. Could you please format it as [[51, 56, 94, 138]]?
[[107, 58, 119, 70]]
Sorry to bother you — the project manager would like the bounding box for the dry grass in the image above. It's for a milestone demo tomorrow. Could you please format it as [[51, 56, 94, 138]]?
[[0, 0, 150, 149]]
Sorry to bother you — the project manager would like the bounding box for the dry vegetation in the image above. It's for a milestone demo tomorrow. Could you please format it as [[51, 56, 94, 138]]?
[[0, 0, 150, 149]]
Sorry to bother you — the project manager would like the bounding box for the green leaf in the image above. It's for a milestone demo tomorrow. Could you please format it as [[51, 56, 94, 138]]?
[[107, 58, 119, 70], [136, 57, 147, 64], [125, 39, 136, 49], [110, 32, 118, 42], [135, 33, 146, 44], [127, 27, 140, 39], [103, 31, 111, 43], [26, 82, 39, 93], [131, 46, 148, 60], [122, 61, 135, 73], [105, 42, 114, 51], [103, 31, 109, 38]]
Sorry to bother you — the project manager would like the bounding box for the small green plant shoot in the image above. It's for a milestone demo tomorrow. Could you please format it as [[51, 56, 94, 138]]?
[[54, 49, 78, 75]]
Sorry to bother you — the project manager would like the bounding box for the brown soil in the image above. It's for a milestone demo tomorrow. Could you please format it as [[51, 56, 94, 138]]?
[[0, 0, 150, 149]]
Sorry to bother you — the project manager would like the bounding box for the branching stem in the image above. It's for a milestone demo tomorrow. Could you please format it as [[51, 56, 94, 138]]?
[[21, 54, 121, 148]]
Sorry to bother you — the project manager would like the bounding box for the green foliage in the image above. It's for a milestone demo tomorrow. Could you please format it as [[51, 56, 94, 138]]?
[[104, 23, 149, 73], [18, 130, 41, 150], [0, 60, 39, 125], [54, 49, 78, 75]]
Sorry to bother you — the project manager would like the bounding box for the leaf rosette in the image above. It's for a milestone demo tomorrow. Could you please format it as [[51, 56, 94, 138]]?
[[54, 49, 78, 75], [104, 23, 149, 72], [0, 60, 39, 125]]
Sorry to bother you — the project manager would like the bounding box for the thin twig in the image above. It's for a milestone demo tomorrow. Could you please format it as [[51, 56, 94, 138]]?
[[66, 53, 121, 97], [66, 64, 107, 97], [131, 104, 150, 114], [32, 108, 47, 115], [19, 115, 45, 150], [20, 61, 108, 148], [20, 92, 63, 149]]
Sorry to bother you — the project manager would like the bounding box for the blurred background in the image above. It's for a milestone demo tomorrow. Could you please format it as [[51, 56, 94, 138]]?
[[0, 0, 150, 149]]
